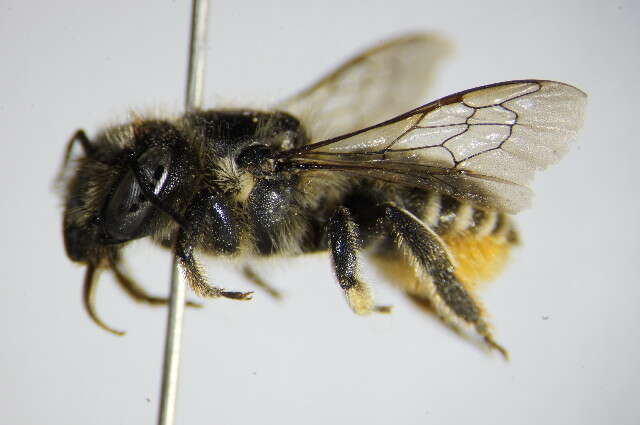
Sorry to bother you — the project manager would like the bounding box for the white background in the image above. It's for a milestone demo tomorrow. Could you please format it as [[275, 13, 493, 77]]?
[[1, 1, 639, 424]]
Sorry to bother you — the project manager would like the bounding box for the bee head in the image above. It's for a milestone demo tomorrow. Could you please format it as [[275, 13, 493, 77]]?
[[62, 120, 195, 264]]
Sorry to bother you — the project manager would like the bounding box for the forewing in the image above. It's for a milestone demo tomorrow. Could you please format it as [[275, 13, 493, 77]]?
[[277, 33, 451, 141], [281, 80, 587, 213]]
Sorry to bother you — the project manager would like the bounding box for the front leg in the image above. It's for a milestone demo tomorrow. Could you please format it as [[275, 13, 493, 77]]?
[[383, 204, 508, 359], [176, 228, 252, 300], [108, 255, 202, 307], [327, 207, 389, 315], [174, 236, 249, 300], [175, 192, 252, 300]]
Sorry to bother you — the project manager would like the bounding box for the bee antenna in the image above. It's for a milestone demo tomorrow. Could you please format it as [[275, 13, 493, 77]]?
[[82, 264, 126, 336]]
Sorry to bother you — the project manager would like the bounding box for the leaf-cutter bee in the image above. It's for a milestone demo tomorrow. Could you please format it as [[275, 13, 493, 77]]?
[[59, 34, 586, 358]]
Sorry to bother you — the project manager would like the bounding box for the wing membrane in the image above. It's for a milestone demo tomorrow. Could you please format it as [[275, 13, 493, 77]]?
[[277, 33, 451, 141], [280, 80, 587, 213]]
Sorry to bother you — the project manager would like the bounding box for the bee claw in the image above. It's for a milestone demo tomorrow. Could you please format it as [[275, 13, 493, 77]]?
[[374, 305, 393, 314], [222, 290, 254, 301]]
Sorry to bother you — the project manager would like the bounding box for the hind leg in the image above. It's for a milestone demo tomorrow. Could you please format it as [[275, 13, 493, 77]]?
[[383, 204, 508, 359]]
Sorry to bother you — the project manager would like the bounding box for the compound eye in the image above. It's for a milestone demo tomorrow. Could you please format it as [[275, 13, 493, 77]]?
[[102, 146, 173, 242], [137, 145, 172, 196], [103, 170, 154, 241]]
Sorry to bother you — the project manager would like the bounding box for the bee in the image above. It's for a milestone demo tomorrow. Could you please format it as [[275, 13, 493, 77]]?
[[59, 34, 586, 358]]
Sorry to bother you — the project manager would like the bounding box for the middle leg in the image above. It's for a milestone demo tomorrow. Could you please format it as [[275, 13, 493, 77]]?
[[242, 265, 283, 300], [327, 207, 390, 314]]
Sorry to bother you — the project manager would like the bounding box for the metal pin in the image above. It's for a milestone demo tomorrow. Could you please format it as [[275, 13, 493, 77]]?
[[185, 0, 209, 112], [158, 1, 209, 425]]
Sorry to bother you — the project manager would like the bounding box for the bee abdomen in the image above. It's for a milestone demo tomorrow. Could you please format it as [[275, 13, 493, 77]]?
[[419, 192, 517, 242], [417, 192, 518, 285]]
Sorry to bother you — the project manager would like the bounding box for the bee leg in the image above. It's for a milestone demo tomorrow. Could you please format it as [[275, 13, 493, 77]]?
[[175, 228, 253, 301], [83, 263, 126, 336], [242, 265, 282, 299], [327, 207, 391, 314], [108, 257, 202, 308], [383, 204, 508, 359]]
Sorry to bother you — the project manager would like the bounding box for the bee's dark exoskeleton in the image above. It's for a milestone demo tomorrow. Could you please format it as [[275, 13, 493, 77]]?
[[60, 35, 586, 357], [61, 111, 310, 333], [61, 109, 510, 357]]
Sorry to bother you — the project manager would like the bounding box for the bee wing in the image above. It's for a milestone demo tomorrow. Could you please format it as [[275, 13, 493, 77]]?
[[277, 33, 451, 141], [280, 80, 587, 213]]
